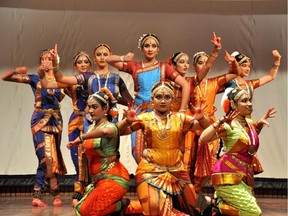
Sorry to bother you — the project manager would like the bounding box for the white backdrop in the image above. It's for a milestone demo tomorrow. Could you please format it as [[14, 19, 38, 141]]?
[[0, 0, 287, 178]]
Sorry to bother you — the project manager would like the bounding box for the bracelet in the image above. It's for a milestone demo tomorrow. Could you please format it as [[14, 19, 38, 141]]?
[[216, 46, 222, 50], [120, 55, 124, 63], [212, 122, 220, 130], [211, 53, 218, 58], [52, 66, 59, 73], [272, 64, 280, 69], [179, 109, 186, 113], [125, 118, 132, 126], [79, 134, 84, 142]]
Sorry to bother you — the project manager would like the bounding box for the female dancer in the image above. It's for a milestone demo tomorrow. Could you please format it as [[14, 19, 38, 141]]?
[[106, 33, 190, 163], [190, 49, 241, 193], [168, 32, 223, 171], [199, 88, 276, 215], [1, 50, 67, 207], [223, 50, 281, 99], [40, 51, 93, 206], [67, 88, 130, 216], [117, 81, 211, 216]]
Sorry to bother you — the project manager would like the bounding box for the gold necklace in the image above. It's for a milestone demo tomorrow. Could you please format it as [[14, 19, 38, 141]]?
[[152, 111, 171, 140], [196, 79, 208, 101]]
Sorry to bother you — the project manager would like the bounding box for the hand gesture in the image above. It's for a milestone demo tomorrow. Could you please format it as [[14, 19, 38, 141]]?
[[220, 110, 239, 129], [49, 44, 60, 66], [211, 32, 222, 49], [258, 107, 277, 127], [124, 52, 134, 62], [123, 101, 141, 123], [15, 67, 28, 75], [66, 136, 81, 149], [272, 50, 281, 60], [190, 99, 207, 121], [224, 50, 236, 64]]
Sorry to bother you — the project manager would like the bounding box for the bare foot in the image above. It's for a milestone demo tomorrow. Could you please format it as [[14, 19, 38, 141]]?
[[53, 196, 63, 207], [71, 199, 78, 207], [32, 198, 48, 207]]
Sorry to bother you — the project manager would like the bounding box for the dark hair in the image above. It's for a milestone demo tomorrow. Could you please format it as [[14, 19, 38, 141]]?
[[94, 43, 112, 55], [89, 89, 117, 122]]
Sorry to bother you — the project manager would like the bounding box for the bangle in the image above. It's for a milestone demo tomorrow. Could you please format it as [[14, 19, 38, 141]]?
[[53, 66, 59, 72], [79, 134, 84, 142], [120, 55, 124, 63], [211, 53, 218, 58], [272, 64, 280, 69], [212, 122, 220, 129], [179, 109, 186, 113], [125, 118, 132, 126], [216, 46, 222, 50]]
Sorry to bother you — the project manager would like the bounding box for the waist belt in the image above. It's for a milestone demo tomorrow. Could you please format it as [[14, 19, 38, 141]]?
[[35, 108, 60, 114]]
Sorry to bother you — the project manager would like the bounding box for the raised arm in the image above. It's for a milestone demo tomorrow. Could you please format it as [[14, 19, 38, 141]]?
[[258, 50, 281, 86], [49, 44, 79, 85], [106, 52, 134, 70], [197, 32, 222, 82]]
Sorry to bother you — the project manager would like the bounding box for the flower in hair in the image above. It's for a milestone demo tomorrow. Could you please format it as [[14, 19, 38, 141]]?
[[223, 99, 231, 114]]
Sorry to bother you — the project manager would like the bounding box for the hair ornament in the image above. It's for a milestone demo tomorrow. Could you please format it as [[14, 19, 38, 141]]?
[[95, 43, 112, 53], [151, 81, 174, 100], [73, 51, 92, 66], [138, 33, 159, 50], [193, 51, 208, 65]]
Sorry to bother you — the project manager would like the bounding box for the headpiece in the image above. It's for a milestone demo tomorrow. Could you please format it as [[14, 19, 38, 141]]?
[[151, 81, 174, 100], [138, 33, 160, 50], [88, 88, 118, 119], [168, 52, 187, 66], [221, 87, 249, 113], [193, 51, 208, 65], [73, 51, 93, 66], [94, 43, 112, 53], [231, 51, 250, 65]]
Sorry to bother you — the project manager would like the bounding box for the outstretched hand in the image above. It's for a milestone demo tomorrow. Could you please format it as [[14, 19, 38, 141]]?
[[258, 107, 277, 127], [220, 110, 239, 129], [123, 101, 141, 123], [211, 32, 221, 49], [190, 99, 208, 121]]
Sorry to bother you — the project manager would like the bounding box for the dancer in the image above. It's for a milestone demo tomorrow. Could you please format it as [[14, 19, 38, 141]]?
[[116, 81, 211, 215], [190, 49, 241, 194], [106, 33, 190, 163], [199, 88, 276, 215], [40, 51, 93, 206], [168, 32, 224, 171], [223, 50, 281, 98], [67, 88, 130, 216], [1, 50, 67, 207]]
